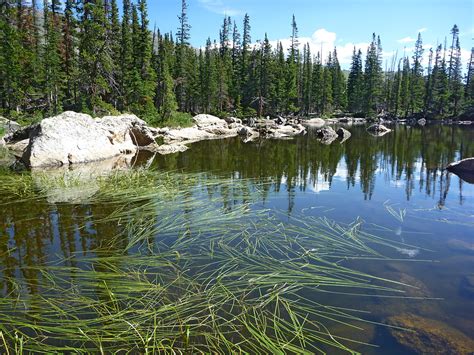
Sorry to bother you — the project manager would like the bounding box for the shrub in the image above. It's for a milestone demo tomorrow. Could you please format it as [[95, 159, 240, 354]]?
[[158, 111, 194, 128]]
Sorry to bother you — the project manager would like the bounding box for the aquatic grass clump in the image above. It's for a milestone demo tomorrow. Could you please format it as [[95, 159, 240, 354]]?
[[0, 168, 430, 353]]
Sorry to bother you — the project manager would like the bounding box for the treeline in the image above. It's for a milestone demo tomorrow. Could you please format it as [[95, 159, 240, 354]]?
[[1, 0, 473, 125]]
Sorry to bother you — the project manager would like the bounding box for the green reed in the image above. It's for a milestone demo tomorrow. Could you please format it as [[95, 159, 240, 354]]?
[[0, 168, 429, 353]]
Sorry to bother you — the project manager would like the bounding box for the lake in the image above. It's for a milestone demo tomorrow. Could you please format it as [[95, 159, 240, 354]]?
[[1, 123, 473, 353]]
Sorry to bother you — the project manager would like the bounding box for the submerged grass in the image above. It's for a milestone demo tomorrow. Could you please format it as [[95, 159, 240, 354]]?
[[383, 200, 407, 223], [0, 168, 429, 353]]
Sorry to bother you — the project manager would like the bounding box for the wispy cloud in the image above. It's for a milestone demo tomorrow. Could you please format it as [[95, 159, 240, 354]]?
[[417, 27, 427, 33], [397, 36, 416, 43], [198, 0, 242, 16]]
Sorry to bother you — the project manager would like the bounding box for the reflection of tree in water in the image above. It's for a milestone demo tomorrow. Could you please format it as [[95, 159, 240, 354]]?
[[0, 198, 125, 298], [155, 125, 473, 205], [0, 125, 472, 297]]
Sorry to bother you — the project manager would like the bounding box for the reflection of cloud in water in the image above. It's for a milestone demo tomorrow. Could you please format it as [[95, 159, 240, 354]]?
[[396, 247, 420, 258], [308, 180, 330, 194], [390, 180, 406, 188], [281, 174, 331, 194], [333, 161, 360, 182]]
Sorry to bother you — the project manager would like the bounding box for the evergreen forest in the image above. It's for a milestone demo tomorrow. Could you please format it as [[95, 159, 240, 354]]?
[[1, 0, 473, 126]]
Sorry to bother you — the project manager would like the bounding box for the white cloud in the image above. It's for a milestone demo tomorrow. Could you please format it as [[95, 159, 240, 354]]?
[[397, 45, 471, 74], [311, 28, 337, 45], [198, 0, 242, 16], [265, 28, 369, 66], [260, 27, 470, 71], [417, 27, 427, 33], [397, 36, 416, 44]]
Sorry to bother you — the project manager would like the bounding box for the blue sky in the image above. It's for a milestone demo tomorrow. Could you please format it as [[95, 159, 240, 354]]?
[[145, 0, 473, 68]]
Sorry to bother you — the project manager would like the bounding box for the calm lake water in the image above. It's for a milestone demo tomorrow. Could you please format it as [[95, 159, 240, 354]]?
[[1, 123, 473, 353]]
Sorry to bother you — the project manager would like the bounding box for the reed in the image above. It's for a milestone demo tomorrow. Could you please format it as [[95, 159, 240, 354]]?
[[0, 168, 427, 353]]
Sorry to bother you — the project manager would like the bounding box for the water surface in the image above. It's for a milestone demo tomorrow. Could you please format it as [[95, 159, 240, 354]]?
[[1, 124, 473, 353]]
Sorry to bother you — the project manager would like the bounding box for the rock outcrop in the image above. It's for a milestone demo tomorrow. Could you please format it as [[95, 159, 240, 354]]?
[[386, 314, 474, 354], [14, 112, 156, 168], [0, 117, 21, 147], [446, 158, 474, 184], [316, 127, 338, 145], [163, 114, 239, 144], [302, 118, 325, 127], [417, 118, 427, 126], [446, 158, 474, 174], [0, 117, 21, 136], [367, 124, 391, 136], [4, 112, 308, 167], [336, 127, 351, 142], [262, 124, 305, 139], [237, 126, 260, 142]]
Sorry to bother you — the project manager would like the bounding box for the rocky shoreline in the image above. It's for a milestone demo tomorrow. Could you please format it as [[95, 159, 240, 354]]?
[[1, 112, 473, 171], [0, 112, 306, 169]]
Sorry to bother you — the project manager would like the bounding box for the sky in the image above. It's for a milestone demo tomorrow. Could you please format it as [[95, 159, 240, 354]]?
[[143, 0, 473, 69]]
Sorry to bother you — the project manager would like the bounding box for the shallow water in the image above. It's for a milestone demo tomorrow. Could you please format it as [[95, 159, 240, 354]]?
[[1, 123, 473, 353]]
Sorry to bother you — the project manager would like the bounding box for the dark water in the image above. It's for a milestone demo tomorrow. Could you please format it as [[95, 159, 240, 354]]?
[[1, 124, 473, 353]]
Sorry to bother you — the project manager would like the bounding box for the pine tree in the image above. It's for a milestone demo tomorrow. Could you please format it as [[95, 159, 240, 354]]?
[[241, 13, 252, 111], [0, 1, 22, 112], [15, 0, 41, 113], [43, 0, 64, 114], [79, 0, 113, 114], [254, 33, 274, 116], [429, 44, 449, 117], [465, 48, 474, 107], [448, 25, 463, 115], [409, 33, 425, 115], [321, 64, 333, 114], [424, 48, 434, 115], [107, 0, 121, 108], [391, 59, 403, 115], [63, 0, 79, 108], [399, 57, 411, 117], [447, 25, 459, 80], [217, 17, 232, 112], [202, 38, 218, 113], [330, 48, 346, 111], [230, 21, 242, 113], [176, 0, 191, 111], [160, 58, 178, 119], [120, 0, 133, 110], [31, 0, 40, 57], [301, 43, 312, 115], [347, 48, 364, 113], [274, 42, 286, 114], [364, 34, 383, 117], [185, 45, 199, 113], [285, 15, 299, 113], [127, 0, 158, 121], [176, 0, 191, 46], [155, 32, 177, 120]]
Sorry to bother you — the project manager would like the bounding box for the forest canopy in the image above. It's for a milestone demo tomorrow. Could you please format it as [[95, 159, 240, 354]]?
[[0, 0, 473, 125]]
